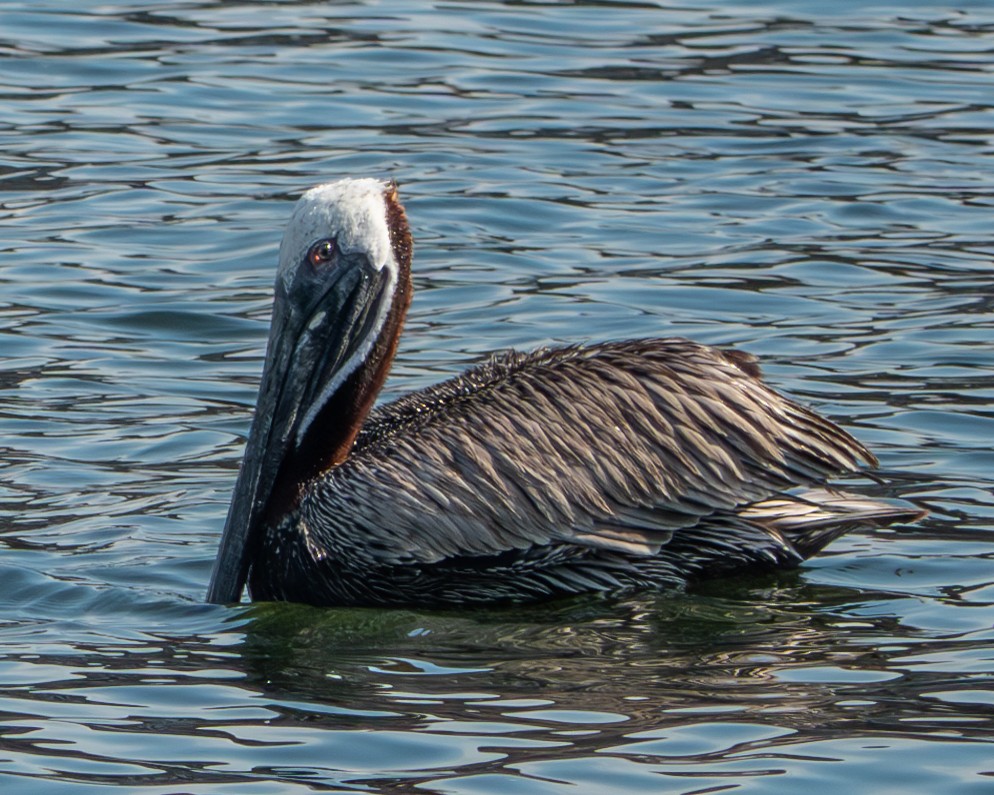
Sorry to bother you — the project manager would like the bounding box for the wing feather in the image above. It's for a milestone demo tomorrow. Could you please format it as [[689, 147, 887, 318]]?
[[304, 339, 874, 566]]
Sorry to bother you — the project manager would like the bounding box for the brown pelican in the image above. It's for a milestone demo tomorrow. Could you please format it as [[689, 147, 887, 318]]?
[[206, 178, 924, 607]]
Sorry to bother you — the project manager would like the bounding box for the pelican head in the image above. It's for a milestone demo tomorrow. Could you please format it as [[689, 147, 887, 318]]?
[[207, 178, 412, 604]]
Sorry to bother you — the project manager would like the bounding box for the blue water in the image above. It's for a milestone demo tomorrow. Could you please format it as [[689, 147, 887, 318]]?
[[1, 1, 993, 792]]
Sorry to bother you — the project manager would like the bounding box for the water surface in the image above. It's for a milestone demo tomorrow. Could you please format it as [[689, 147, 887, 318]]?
[[0, 1, 992, 792]]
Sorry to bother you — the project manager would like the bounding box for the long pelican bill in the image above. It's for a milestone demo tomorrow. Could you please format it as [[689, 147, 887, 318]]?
[[207, 248, 395, 604]]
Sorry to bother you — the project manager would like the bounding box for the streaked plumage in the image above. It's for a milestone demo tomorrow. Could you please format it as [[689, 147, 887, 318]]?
[[207, 178, 924, 607]]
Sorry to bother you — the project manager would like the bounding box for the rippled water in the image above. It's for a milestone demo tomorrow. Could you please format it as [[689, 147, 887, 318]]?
[[1, 1, 992, 791]]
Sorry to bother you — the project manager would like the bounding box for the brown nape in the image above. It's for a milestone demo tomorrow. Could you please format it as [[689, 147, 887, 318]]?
[[320, 184, 413, 467], [384, 181, 413, 277], [284, 185, 414, 509]]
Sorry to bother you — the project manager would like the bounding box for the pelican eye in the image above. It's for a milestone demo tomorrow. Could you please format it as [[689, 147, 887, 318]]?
[[307, 238, 337, 268]]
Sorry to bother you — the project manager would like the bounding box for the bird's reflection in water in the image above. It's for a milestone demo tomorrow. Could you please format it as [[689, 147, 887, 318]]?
[[232, 570, 910, 739]]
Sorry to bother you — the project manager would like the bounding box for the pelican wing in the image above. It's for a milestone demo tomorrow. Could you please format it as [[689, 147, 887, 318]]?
[[304, 339, 875, 567]]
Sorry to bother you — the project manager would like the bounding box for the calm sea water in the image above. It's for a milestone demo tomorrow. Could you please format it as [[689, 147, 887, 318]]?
[[0, 1, 992, 792]]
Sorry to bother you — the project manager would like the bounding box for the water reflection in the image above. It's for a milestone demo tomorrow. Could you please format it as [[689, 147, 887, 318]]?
[[6, 577, 988, 790], [0, 565, 990, 790], [235, 579, 990, 741]]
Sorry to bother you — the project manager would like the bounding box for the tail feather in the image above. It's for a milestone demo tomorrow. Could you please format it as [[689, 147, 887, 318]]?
[[742, 487, 927, 558]]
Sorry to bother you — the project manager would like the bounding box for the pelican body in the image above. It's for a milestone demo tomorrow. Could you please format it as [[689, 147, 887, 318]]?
[[207, 179, 922, 607]]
